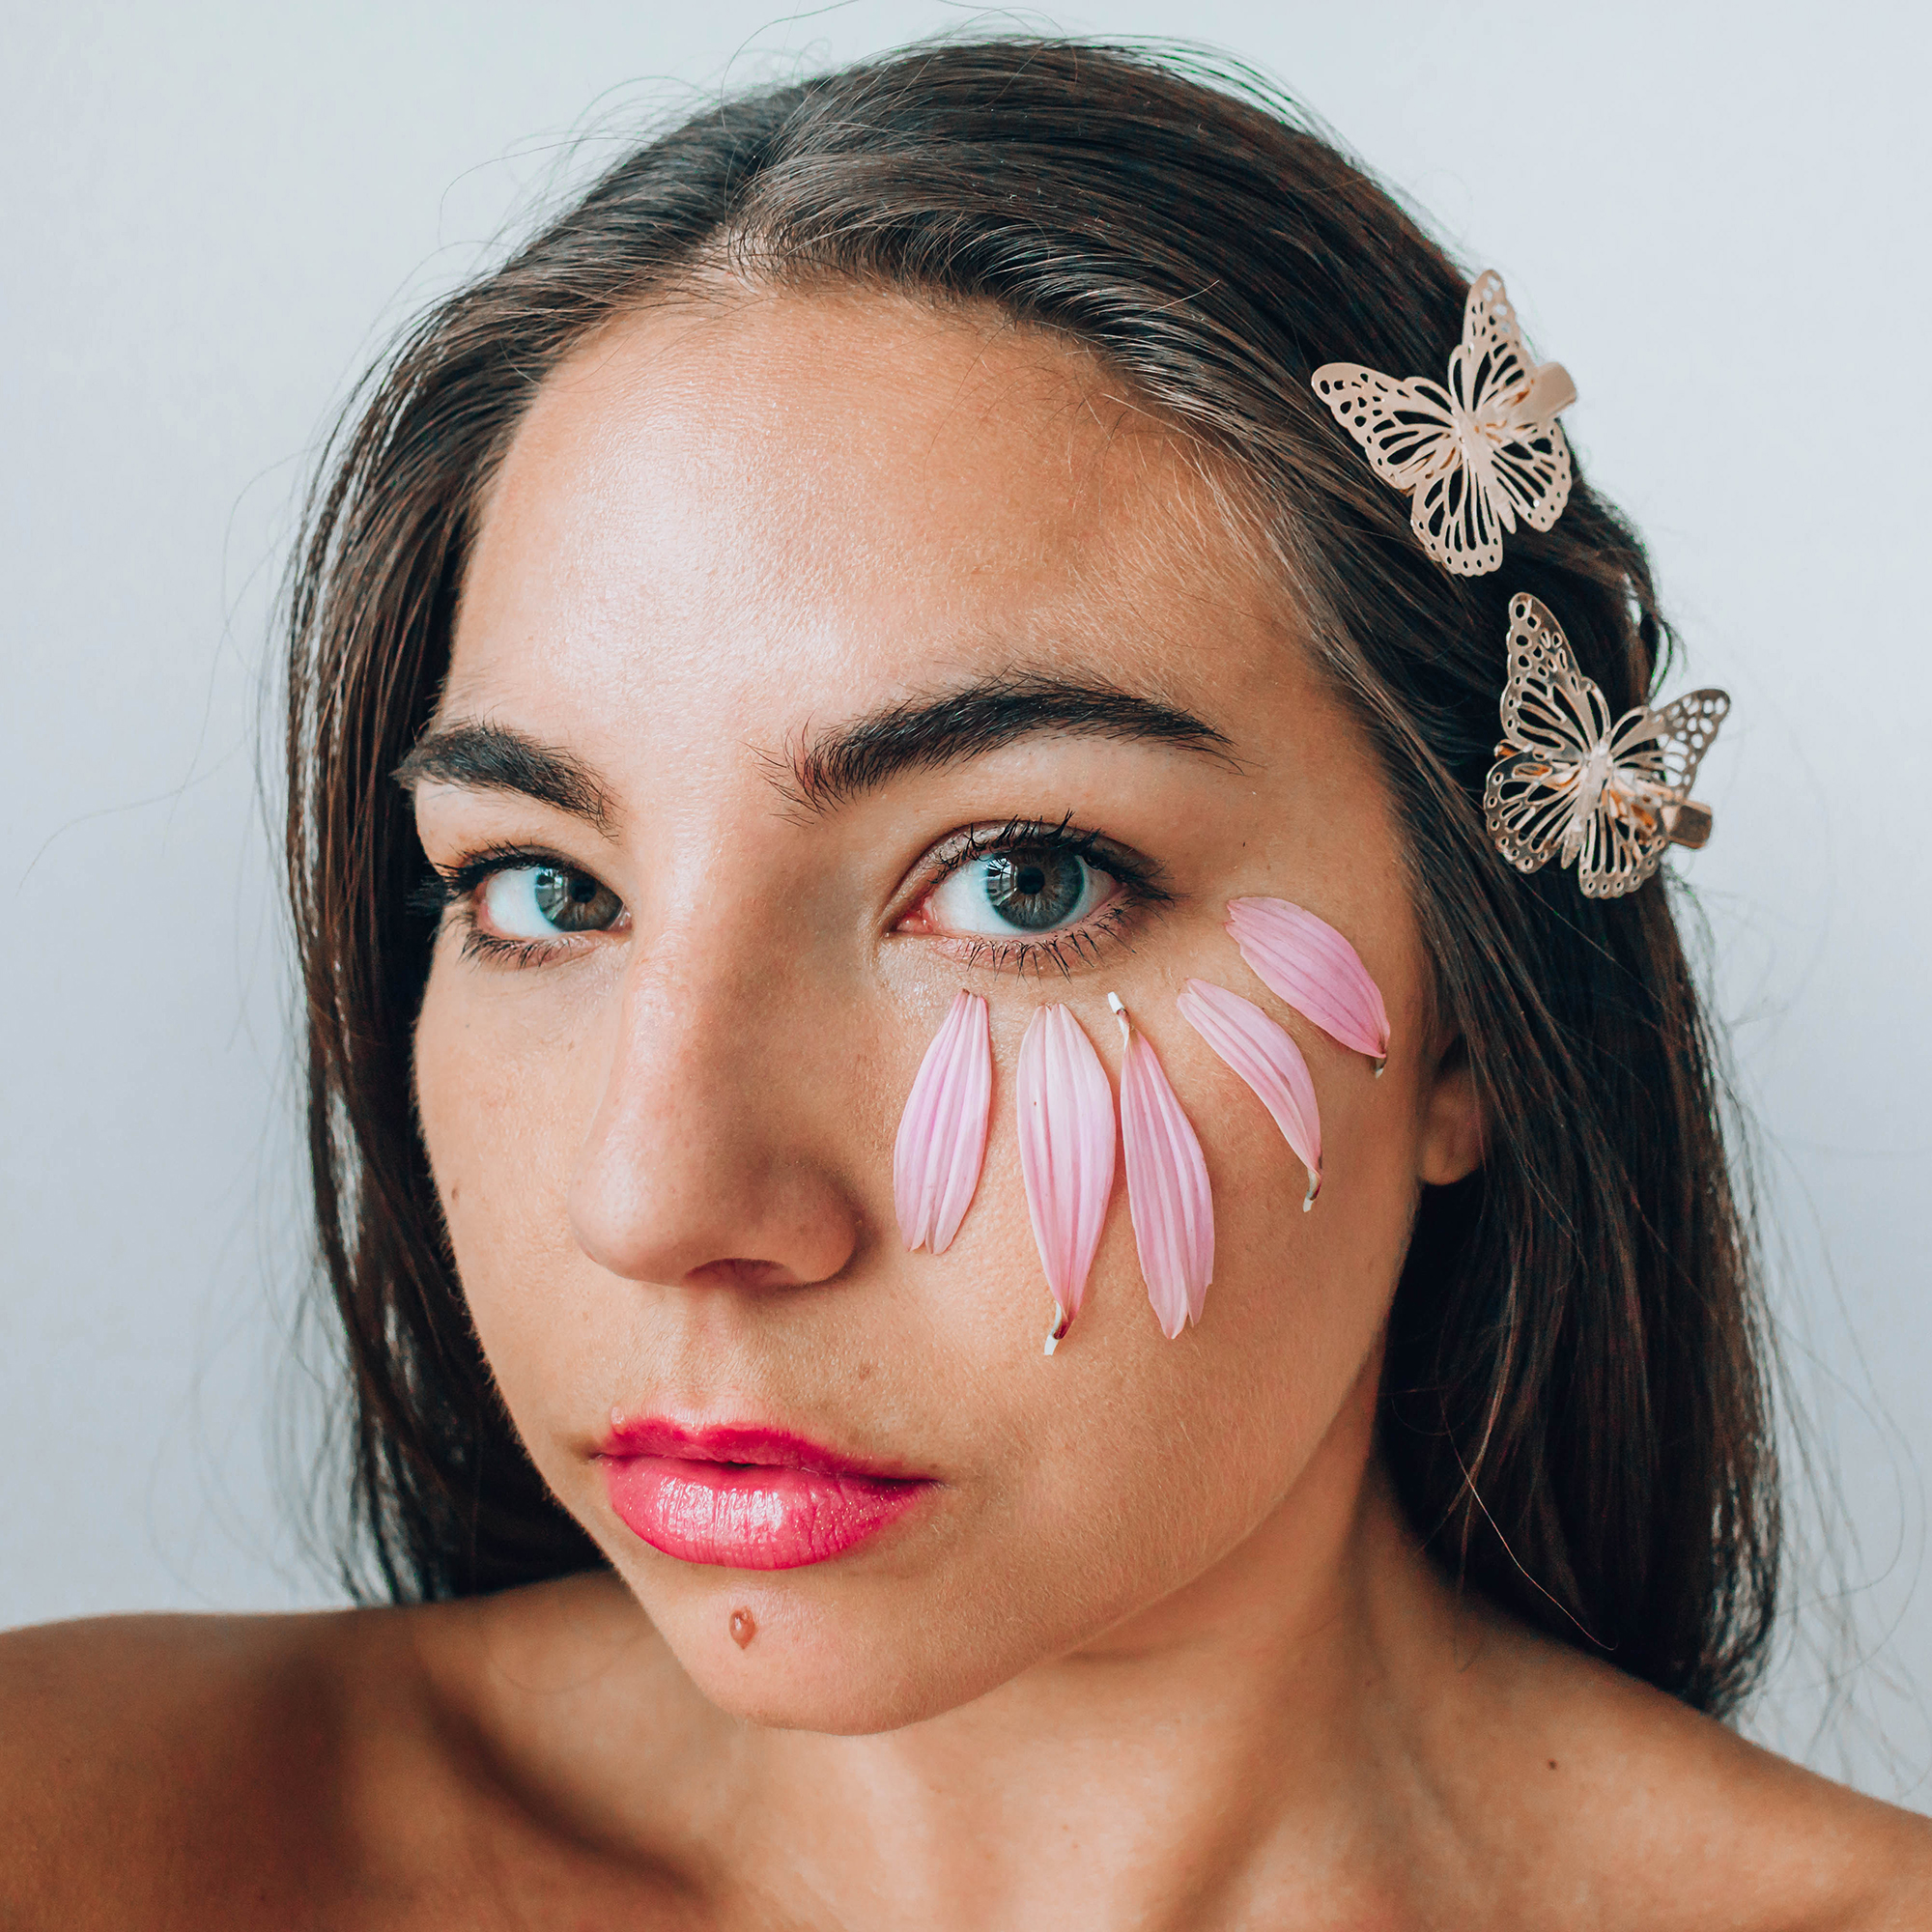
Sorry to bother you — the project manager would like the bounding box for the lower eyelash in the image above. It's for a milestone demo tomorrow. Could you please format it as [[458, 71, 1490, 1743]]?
[[952, 898, 1144, 980], [441, 903, 577, 972]]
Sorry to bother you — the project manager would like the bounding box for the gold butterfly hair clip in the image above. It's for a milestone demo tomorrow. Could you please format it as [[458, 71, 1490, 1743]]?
[[1313, 270, 1576, 577], [1484, 594, 1728, 898]]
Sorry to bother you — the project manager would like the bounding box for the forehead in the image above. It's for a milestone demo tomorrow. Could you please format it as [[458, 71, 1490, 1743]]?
[[447, 286, 1280, 724]]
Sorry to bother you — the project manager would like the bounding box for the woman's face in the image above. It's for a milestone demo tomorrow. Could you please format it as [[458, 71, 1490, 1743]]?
[[411, 288, 1479, 1731]]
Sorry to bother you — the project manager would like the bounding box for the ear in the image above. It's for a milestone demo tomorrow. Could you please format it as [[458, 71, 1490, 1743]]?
[[1417, 1034, 1485, 1186]]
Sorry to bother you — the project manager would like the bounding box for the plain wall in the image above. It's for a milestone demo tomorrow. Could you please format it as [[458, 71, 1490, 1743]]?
[[4, 0, 1928, 1803]]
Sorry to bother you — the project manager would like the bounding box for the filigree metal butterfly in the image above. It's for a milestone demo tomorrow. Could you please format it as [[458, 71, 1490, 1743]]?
[[1313, 270, 1577, 577], [1483, 594, 1729, 899]]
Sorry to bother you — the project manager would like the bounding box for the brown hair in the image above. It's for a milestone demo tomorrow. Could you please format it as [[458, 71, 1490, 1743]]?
[[288, 38, 1776, 1714]]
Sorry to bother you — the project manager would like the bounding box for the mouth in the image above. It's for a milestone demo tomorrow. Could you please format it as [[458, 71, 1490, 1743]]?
[[598, 1417, 935, 1571]]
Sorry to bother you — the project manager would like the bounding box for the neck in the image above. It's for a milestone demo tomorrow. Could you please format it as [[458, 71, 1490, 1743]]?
[[755, 1349, 1483, 1916]]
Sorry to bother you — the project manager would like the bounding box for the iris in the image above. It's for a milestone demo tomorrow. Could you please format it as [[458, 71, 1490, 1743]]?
[[978, 848, 1091, 930]]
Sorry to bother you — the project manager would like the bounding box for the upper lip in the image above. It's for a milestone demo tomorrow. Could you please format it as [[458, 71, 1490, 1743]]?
[[599, 1416, 923, 1482]]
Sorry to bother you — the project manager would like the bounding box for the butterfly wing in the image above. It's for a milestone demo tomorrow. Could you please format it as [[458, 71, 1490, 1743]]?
[[1484, 752, 1587, 873], [1413, 456, 1505, 575], [1452, 271, 1537, 420], [1483, 594, 1609, 869], [1497, 594, 1613, 758], [1484, 428, 1573, 534], [1452, 270, 1575, 539], [1310, 365, 1458, 494], [1569, 688, 1731, 895], [1571, 784, 1675, 896], [1622, 689, 1732, 796]]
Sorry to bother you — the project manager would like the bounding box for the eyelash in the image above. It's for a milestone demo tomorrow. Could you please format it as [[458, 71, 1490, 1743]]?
[[412, 818, 1171, 978], [907, 813, 1172, 979], [412, 843, 602, 971]]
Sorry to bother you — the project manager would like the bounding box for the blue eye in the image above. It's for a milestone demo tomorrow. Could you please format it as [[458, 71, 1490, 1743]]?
[[925, 845, 1112, 937], [477, 865, 623, 939]]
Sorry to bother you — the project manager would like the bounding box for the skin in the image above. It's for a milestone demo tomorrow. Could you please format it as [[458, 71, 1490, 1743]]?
[[5, 289, 1929, 1929]]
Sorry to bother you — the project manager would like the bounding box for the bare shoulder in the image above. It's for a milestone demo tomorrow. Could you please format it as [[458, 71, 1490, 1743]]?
[[0, 1587, 708, 1929], [1454, 1619, 1932, 1931], [0, 1605, 420, 1925]]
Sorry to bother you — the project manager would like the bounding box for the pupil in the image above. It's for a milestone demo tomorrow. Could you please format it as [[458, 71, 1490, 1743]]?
[[985, 848, 1085, 931]]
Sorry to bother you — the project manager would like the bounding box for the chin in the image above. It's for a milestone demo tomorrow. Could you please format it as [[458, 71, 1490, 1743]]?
[[620, 1553, 1057, 1736], [687, 1659, 971, 1736]]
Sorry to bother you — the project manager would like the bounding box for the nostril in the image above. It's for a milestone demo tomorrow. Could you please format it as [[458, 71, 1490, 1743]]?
[[683, 1258, 808, 1292]]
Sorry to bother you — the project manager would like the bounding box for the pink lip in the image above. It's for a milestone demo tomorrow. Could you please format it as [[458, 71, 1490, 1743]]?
[[598, 1418, 933, 1571]]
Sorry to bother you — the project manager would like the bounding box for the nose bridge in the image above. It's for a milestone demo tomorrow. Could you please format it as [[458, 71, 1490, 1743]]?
[[566, 872, 859, 1291], [613, 931, 777, 1160], [608, 773, 798, 1124]]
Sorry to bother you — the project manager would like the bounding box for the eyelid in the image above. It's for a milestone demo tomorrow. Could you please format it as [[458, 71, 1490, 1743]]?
[[418, 842, 613, 902], [901, 814, 1170, 910]]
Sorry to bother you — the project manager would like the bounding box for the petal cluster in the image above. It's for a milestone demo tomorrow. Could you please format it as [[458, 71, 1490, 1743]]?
[[893, 989, 992, 1254], [1225, 897, 1390, 1069], [1112, 995, 1213, 1339], [1016, 1004, 1117, 1350], [895, 892, 1380, 1349], [1177, 979, 1321, 1208]]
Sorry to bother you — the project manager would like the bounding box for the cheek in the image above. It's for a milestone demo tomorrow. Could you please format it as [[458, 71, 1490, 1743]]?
[[995, 1039, 1415, 1598], [412, 953, 608, 1404]]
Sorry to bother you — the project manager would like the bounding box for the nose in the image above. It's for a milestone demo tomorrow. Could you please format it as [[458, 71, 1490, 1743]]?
[[566, 947, 863, 1293]]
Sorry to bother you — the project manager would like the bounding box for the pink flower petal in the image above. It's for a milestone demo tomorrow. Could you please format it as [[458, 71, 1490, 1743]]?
[[1225, 897, 1390, 1070], [893, 990, 992, 1254], [1177, 979, 1321, 1208], [1016, 1004, 1117, 1351], [1110, 995, 1213, 1339]]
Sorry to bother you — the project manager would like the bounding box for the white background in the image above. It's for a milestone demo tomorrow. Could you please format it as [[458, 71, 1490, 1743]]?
[[4, 0, 1928, 1804]]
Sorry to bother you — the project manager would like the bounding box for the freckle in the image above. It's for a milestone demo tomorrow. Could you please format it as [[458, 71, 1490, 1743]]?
[[1548, 1759, 1558, 1771], [856, 1362, 874, 1383], [729, 1608, 756, 1649]]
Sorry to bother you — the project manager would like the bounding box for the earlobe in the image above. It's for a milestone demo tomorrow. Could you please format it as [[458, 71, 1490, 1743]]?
[[1417, 1040, 1486, 1187]]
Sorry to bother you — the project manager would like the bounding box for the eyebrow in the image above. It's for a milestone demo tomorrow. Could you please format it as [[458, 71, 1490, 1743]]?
[[392, 673, 1236, 829], [393, 721, 616, 832], [780, 672, 1236, 813]]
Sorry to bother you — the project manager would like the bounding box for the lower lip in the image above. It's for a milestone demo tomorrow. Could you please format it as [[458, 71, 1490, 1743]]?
[[602, 1456, 930, 1570]]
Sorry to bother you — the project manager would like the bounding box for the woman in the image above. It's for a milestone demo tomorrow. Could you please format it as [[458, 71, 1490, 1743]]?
[[6, 38, 1926, 1926]]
